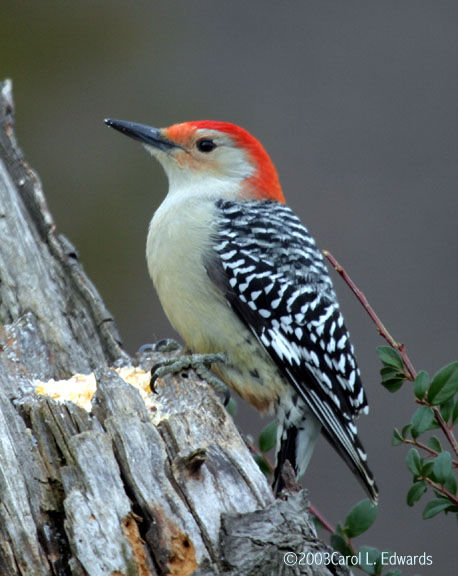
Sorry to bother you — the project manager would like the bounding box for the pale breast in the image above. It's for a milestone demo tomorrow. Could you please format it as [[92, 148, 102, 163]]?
[[146, 195, 285, 411], [146, 196, 223, 349]]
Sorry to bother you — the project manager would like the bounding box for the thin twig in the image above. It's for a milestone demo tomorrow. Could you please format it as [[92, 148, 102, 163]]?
[[402, 438, 439, 458], [416, 401, 458, 457], [420, 476, 458, 507], [323, 250, 458, 458], [323, 250, 417, 380], [401, 437, 458, 466], [309, 504, 335, 534], [431, 406, 458, 457]]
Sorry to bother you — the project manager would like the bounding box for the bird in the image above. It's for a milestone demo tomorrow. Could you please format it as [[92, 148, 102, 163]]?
[[104, 118, 378, 502]]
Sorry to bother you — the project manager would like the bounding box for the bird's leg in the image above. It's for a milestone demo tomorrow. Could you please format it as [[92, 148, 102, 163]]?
[[150, 351, 230, 405]]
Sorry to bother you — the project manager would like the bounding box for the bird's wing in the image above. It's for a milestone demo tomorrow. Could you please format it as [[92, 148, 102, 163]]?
[[206, 199, 377, 497]]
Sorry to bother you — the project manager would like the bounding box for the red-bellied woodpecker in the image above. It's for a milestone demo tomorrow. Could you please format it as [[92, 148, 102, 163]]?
[[105, 118, 378, 502]]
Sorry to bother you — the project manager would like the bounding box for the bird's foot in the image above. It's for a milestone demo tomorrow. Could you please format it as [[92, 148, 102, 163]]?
[[150, 352, 230, 405], [138, 338, 181, 355]]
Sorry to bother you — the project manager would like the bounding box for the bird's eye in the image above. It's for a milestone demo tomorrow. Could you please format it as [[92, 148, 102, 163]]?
[[196, 138, 217, 153]]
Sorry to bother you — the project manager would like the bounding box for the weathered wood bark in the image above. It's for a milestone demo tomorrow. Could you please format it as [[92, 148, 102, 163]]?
[[0, 79, 349, 576]]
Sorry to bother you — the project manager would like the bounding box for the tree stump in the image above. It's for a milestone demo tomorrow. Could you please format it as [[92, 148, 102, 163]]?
[[0, 79, 348, 576]]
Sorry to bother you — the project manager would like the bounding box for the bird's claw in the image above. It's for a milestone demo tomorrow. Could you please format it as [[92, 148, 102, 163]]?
[[150, 352, 230, 404]]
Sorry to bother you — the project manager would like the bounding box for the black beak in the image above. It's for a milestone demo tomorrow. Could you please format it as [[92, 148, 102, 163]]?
[[104, 118, 177, 151]]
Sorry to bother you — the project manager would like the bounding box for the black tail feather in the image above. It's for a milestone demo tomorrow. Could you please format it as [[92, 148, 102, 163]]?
[[272, 425, 298, 496]]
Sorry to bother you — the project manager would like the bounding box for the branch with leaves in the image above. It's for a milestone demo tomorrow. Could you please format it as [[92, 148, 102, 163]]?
[[324, 250, 458, 521]]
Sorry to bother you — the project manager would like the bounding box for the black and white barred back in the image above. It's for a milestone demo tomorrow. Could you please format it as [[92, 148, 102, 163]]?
[[208, 199, 378, 501]]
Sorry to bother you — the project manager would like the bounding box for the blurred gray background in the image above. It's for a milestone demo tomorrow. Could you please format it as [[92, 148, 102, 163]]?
[[2, 1, 457, 573]]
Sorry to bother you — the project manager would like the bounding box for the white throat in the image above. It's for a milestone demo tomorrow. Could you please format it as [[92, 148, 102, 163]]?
[[144, 141, 255, 203]]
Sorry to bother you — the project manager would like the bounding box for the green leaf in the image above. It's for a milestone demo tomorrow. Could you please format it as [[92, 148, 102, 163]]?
[[252, 453, 271, 476], [406, 448, 421, 476], [378, 351, 406, 393], [334, 521, 344, 536], [444, 473, 457, 496], [406, 481, 427, 506], [258, 421, 277, 453], [330, 533, 353, 558], [410, 406, 435, 438], [358, 546, 381, 575], [380, 366, 399, 382], [421, 460, 434, 477], [344, 499, 378, 538], [392, 428, 403, 446], [423, 497, 454, 519], [381, 376, 405, 393], [432, 451, 452, 484], [224, 397, 237, 417], [312, 516, 324, 530], [377, 346, 404, 370], [427, 361, 458, 405], [401, 424, 412, 437], [428, 436, 442, 453], [414, 370, 429, 400], [452, 400, 458, 425], [440, 397, 454, 423]]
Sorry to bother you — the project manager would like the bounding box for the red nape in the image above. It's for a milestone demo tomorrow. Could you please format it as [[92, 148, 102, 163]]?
[[189, 121, 285, 204]]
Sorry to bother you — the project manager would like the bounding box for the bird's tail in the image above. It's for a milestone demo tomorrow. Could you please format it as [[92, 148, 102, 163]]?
[[272, 412, 378, 503], [272, 411, 320, 495], [321, 423, 379, 503]]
